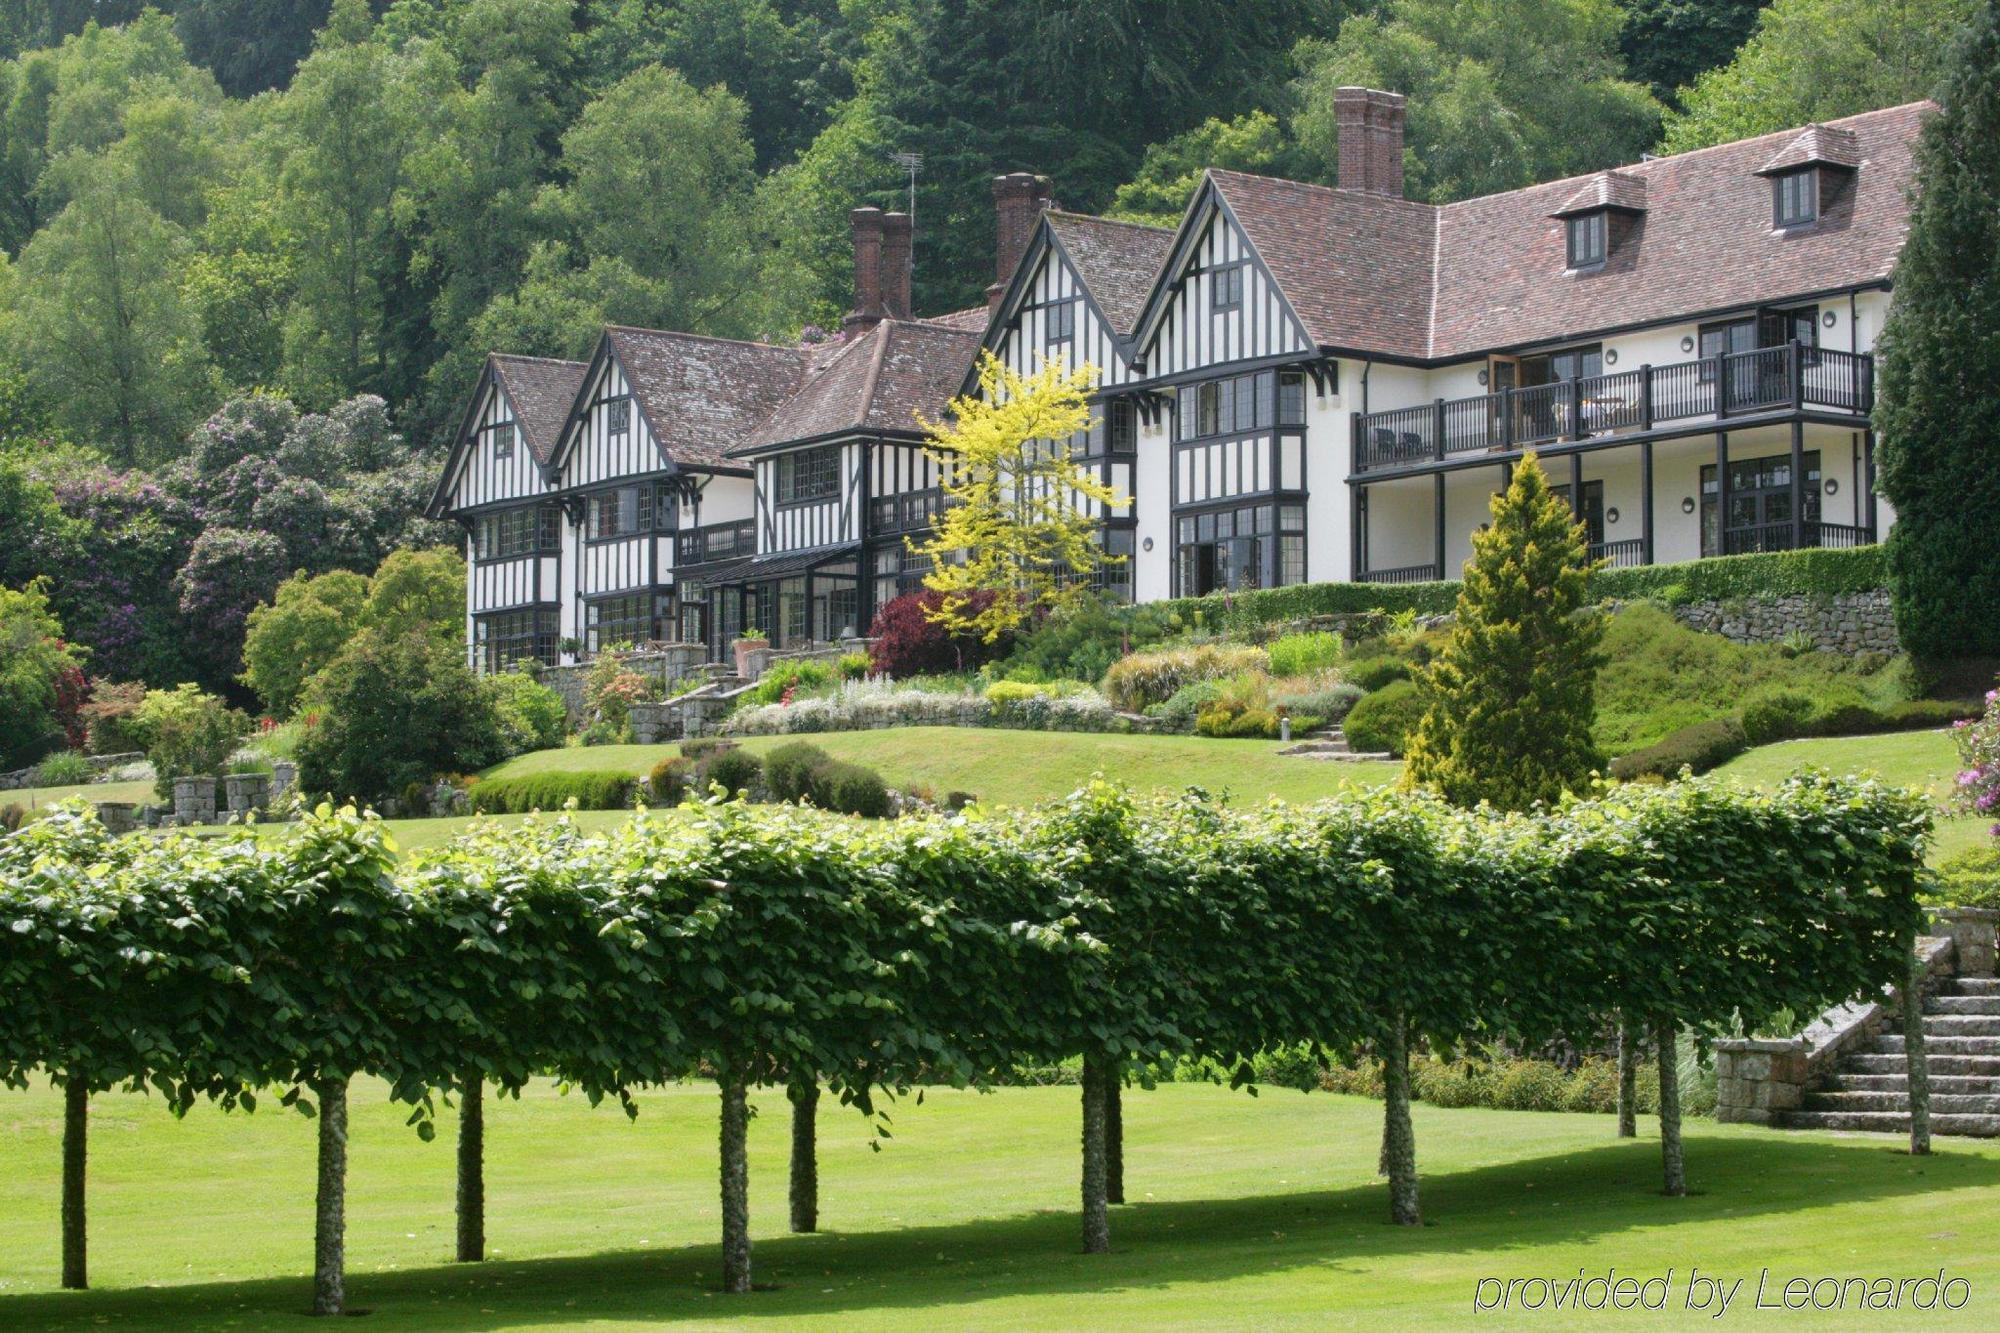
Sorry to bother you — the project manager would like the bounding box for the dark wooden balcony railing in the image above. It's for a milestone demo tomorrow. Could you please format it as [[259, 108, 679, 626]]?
[[868, 487, 946, 536], [1721, 520, 1871, 556], [1354, 343, 1872, 474], [1592, 538, 1647, 568], [674, 519, 756, 566], [1357, 562, 1444, 585]]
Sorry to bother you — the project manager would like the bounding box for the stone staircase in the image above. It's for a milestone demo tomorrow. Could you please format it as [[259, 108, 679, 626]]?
[[1277, 725, 1392, 762], [1775, 976, 2000, 1138]]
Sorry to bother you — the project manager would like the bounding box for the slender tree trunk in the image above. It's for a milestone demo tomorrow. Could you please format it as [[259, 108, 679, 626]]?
[[1655, 1027, 1685, 1197], [1906, 947, 1932, 1156], [1381, 1015, 1420, 1226], [61, 1080, 86, 1290], [1105, 1073, 1124, 1205], [313, 1076, 349, 1316], [1616, 1017, 1638, 1139], [457, 1075, 484, 1262], [719, 1078, 751, 1293], [1080, 1052, 1110, 1254], [788, 1080, 818, 1234]]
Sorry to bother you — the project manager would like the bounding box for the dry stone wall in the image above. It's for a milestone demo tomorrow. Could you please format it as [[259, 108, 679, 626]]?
[[1670, 590, 1896, 655]]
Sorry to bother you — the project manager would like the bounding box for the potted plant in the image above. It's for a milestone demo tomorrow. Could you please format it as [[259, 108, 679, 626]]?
[[558, 636, 582, 665], [733, 627, 770, 677]]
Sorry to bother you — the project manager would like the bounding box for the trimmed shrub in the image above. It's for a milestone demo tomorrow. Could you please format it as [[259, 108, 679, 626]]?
[[764, 742, 834, 803], [0, 803, 23, 833], [983, 679, 1053, 707], [816, 761, 892, 818], [1145, 678, 1225, 728], [1607, 718, 1749, 781], [700, 747, 763, 798], [1101, 643, 1267, 712], [467, 770, 633, 814], [32, 751, 93, 787], [1739, 685, 1818, 745], [1489, 1059, 1570, 1112], [1342, 655, 1411, 693], [837, 652, 872, 679], [1412, 1058, 1490, 1109], [648, 756, 694, 805], [1930, 847, 2000, 909], [1196, 702, 1279, 739], [1267, 631, 1343, 677], [1273, 679, 1363, 723], [1342, 679, 1423, 756]]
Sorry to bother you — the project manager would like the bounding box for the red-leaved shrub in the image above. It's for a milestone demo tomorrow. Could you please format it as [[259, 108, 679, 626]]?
[[866, 590, 1017, 678]]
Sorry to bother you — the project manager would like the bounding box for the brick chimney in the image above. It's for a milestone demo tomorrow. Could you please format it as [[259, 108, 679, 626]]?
[[1334, 88, 1407, 198], [880, 211, 913, 321], [844, 206, 885, 333], [986, 171, 1055, 312]]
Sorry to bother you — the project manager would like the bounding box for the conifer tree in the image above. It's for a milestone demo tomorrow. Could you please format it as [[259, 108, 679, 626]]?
[[1874, 0, 2000, 661], [1402, 454, 1604, 811]]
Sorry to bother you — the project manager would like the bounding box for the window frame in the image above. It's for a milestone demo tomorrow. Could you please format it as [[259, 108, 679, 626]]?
[[1565, 211, 1607, 269], [1773, 168, 1818, 228], [606, 396, 632, 438], [474, 607, 558, 672], [1210, 262, 1245, 312], [774, 445, 841, 506], [474, 503, 561, 563], [1043, 298, 1076, 352]]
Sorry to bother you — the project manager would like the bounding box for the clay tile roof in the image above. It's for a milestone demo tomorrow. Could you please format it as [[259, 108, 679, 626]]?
[[739, 320, 980, 453], [1208, 168, 1438, 361], [489, 355, 586, 465], [1045, 211, 1175, 333], [922, 305, 992, 332], [1758, 123, 1863, 175], [1428, 101, 1926, 360], [602, 327, 807, 468], [1551, 170, 1648, 218]]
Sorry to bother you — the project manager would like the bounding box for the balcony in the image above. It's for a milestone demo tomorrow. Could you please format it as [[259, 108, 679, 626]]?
[[1354, 344, 1872, 475], [675, 519, 756, 566], [868, 487, 947, 536]]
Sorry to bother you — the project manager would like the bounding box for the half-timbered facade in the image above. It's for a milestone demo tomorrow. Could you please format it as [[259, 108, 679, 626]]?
[[442, 89, 1930, 671]]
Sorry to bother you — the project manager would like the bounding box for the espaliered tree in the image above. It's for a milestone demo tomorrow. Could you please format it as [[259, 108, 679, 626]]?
[[0, 776, 1930, 1308]]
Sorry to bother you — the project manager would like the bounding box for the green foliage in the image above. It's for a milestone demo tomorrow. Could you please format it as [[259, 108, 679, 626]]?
[[1618, 0, 1771, 107], [134, 682, 249, 799], [1342, 679, 1424, 756], [0, 579, 87, 767], [1929, 846, 2000, 908], [1109, 111, 1313, 224], [1663, 0, 1974, 152], [741, 657, 837, 707], [1342, 655, 1412, 693], [1161, 579, 1460, 634], [1266, 631, 1342, 678], [32, 750, 92, 787], [763, 741, 833, 803], [293, 630, 504, 803], [1101, 644, 1268, 712], [481, 669, 567, 759], [1739, 684, 1819, 745], [1593, 544, 1889, 602], [467, 770, 633, 815], [1874, 0, 2000, 661], [700, 746, 763, 799], [1404, 457, 1605, 810], [1006, 597, 1182, 686], [79, 680, 148, 754], [1292, 0, 1663, 204], [1606, 718, 1749, 782], [816, 761, 891, 818], [1272, 677, 1363, 723], [1145, 678, 1226, 729], [648, 755, 693, 806], [240, 567, 367, 717]]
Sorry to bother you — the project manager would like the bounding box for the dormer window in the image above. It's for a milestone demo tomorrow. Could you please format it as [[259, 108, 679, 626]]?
[[1566, 212, 1607, 269], [1774, 168, 1817, 227]]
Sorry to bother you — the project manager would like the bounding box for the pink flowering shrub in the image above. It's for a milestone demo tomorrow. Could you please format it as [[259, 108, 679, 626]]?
[[1953, 688, 2000, 834]]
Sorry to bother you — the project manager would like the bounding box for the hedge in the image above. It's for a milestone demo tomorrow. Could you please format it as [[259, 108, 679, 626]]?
[[1159, 545, 1889, 635], [466, 770, 633, 814], [0, 776, 1929, 1304]]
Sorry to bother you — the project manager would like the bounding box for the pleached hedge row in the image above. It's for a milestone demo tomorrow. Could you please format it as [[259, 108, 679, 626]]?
[[0, 774, 1931, 1312]]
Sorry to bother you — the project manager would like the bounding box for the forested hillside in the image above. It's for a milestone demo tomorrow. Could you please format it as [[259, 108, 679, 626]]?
[[0, 0, 1973, 707]]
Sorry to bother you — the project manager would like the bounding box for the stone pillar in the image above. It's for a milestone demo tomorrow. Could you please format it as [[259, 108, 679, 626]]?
[[223, 772, 271, 818], [94, 802, 135, 835], [271, 761, 298, 804], [1932, 908, 1998, 978], [1712, 1037, 1808, 1125], [172, 776, 217, 826]]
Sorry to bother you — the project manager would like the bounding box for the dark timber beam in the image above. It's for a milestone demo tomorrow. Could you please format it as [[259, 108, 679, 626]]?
[[1715, 430, 1730, 557], [1433, 472, 1446, 580], [1789, 420, 1805, 550], [1641, 440, 1655, 567]]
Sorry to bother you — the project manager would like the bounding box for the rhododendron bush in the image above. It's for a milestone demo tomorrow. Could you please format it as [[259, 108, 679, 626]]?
[[1954, 688, 2000, 835]]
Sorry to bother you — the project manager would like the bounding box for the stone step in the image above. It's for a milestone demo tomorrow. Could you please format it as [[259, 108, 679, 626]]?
[[1916, 1014, 2000, 1037], [1847, 1052, 2000, 1076], [1930, 994, 2000, 1016], [1805, 1090, 2000, 1115], [1823, 1073, 2000, 1094], [1953, 977, 2000, 996], [1874, 1034, 2000, 1056], [1774, 1109, 2000, 1137]]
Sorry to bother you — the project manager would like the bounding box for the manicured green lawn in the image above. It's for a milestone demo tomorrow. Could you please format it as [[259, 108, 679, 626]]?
[[486, 727, 1403, 808], [1, 1078, 1995, 1328], [0, 778, 156, 812], [1712, 727, 1985, 861]]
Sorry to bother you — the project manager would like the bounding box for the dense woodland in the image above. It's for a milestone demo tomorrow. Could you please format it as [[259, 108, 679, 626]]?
[[0, 0, 1981, 705]]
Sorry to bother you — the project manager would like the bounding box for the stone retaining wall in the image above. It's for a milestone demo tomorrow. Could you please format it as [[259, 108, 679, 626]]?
[[542, 647, 713, 724], [1671, 590, 1896, 655]]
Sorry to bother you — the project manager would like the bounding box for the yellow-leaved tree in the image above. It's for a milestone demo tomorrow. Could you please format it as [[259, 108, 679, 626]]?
[[911, 351, 1129, 642]]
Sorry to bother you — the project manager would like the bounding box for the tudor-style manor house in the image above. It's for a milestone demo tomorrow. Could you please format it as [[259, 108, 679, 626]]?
[[433, 90, 1924, 669]]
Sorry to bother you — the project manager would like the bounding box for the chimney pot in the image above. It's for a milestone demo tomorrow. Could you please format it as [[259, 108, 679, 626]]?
[[844, 206, 885, 332], [880, 212, 913, 322], [1333, 87, 1407, 198]]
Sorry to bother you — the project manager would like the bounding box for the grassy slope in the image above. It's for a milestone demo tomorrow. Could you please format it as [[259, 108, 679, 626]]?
[[0, 1078, 1995, 1328], [486, 728, 1403, 809], [1711, 727, 1985, 861], [0, 778, 156, 811]]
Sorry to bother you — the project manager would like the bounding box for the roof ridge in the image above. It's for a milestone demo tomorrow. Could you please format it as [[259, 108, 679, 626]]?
[[492, 352, 587, 368], [605, 324, 804, 356], [1048, 209, 1175, 235], [856, 321, 895, 426]]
